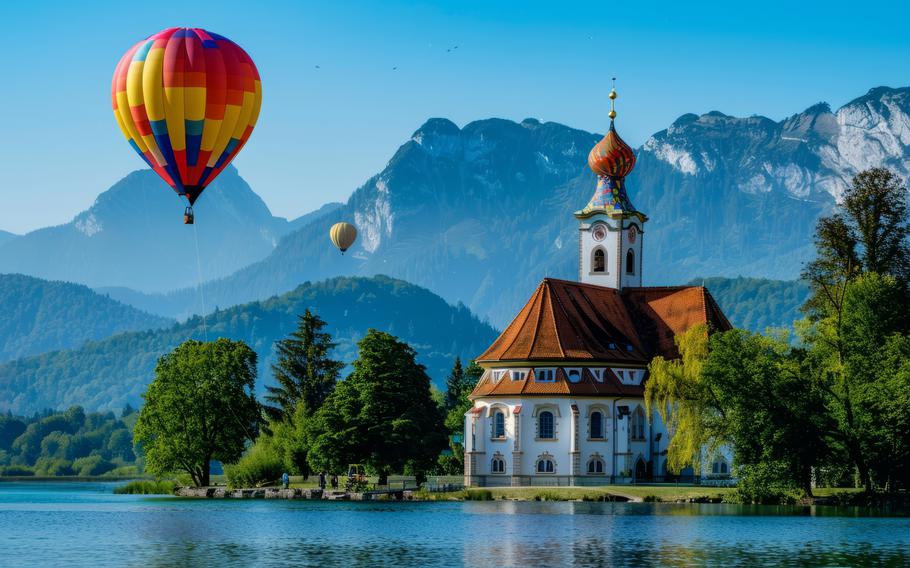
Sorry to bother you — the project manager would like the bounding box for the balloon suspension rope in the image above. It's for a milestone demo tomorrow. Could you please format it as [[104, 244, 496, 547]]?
[[192, 219, 209, 342]]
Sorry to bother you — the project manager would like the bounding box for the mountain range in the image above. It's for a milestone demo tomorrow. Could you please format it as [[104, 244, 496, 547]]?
[[0, 276, 498, 414], [0, 85, 907, 415], [93, 86, 908, 328], [0, 167, 337, 294]]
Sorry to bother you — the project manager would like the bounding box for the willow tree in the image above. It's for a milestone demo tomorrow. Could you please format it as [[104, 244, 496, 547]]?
[[645, 324, 723, 474]]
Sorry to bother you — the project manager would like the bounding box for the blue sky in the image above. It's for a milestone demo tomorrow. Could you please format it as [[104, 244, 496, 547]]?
[[1, 0, 908, 233]]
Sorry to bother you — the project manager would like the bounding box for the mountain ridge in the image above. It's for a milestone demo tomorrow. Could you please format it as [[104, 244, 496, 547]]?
[[0, 273, 171, 362], [0, 166, 297, 293], [0, 275, 498, 414]]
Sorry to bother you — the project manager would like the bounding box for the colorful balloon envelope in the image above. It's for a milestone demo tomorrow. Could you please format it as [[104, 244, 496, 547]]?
[[111, 28, 262, 220], [330, 222, 358, 254]]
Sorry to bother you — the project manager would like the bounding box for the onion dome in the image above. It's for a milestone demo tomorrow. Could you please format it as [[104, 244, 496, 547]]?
[[587, 123, 636, 178], [576, 81, 645, 219]]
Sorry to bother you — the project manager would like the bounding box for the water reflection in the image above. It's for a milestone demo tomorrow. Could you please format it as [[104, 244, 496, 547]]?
[[0, 483, 908, 567]]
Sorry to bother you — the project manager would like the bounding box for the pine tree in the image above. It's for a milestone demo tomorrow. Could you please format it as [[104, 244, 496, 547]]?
[[443, 358, 464, 411], [306, 330, 447, 485], [263, 310, 343, 424]]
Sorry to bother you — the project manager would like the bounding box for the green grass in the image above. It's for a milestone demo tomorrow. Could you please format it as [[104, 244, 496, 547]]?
[[113, 480, 177, 495]]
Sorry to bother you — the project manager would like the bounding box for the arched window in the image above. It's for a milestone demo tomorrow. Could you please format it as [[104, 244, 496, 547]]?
[[590, 411, 604, 439], [538, 411, 554, 439], [593, 248, 606, 273], [629, 406, 645, 441], [587, 458, 605, 474], [491, 457, 506, 474], [492, 410, 505, 439], [536, 458, 555, 473], [625, 248, 635, 275]]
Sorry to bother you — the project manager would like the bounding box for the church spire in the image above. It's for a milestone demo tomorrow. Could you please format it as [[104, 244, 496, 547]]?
[[577, 80, 643, 219], [575, 80, 646, 291]]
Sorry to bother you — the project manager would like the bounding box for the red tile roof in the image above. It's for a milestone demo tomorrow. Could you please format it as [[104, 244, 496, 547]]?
[[470, 279, 731, 398]]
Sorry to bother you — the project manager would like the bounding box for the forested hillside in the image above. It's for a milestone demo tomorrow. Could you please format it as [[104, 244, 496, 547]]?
[[699, 277, 810, 332], [0, 276, 498, 414], [0, 274, 171, 362]]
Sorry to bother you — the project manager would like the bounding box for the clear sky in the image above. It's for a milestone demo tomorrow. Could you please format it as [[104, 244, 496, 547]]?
[[1, 0, 908, 233]]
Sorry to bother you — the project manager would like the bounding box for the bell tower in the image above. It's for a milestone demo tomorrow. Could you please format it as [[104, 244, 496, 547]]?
[[575, 81, 647, 290]]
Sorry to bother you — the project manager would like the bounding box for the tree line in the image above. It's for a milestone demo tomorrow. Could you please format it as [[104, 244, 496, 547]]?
[[134, 312, 481, 488], [647, 168, 910, 502], [0, 405, 139, 476]]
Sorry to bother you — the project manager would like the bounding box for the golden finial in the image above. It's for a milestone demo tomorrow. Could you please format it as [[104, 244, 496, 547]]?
[[608, 77, 617, 120]]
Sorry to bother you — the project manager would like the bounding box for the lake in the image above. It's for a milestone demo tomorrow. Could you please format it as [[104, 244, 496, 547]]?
[[0, 482, 908, 567]]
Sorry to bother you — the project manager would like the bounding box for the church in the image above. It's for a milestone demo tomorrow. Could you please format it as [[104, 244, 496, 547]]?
[[463, 87, 733, 487]]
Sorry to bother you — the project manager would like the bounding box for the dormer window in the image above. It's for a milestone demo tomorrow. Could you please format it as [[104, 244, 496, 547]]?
[[491, 370, 507, 383], [511, 370, 527, 381], [566, 368, 582, 383], [591, 368, 605, 382], [535, 368, 555, 382]]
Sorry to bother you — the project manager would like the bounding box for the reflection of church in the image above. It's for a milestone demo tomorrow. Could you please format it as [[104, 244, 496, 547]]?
[[463, 87, 733, 486]]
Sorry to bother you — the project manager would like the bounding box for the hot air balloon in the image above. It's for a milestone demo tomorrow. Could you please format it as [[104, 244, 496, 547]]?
[[111, 28, 262, 224], [330, 222, 357, 254]]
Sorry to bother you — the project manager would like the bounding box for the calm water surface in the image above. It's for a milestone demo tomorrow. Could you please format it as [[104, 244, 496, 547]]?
[[1, 482, 908, 567]]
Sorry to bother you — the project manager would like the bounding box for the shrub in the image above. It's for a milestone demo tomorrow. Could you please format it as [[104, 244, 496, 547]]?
[[114, 480, 177, 495], [0, 465, 35, 476], [33, 457, 74, 476], [224, 438, 285, 489], [643, 495, 661, 502], [731, 462, 802, 504], [463, 489, 493, 501], [105, 465, 140, 477], [72, 455, 116, 476]]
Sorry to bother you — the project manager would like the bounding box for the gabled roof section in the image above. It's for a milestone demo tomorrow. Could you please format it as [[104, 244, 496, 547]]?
[[622, 286, 732, 359], [476, 278, 647, 364]]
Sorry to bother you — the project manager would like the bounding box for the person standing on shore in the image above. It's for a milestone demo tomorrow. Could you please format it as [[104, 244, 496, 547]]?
[[319, 471, 326, 490], [282, 473, 290, 489]]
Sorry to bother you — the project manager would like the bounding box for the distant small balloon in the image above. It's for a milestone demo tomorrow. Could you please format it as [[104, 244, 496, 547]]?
[[330, 222, 357, 254]]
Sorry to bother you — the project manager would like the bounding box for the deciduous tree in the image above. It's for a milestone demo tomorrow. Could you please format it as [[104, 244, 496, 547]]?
[[134, 339, 260, 487]]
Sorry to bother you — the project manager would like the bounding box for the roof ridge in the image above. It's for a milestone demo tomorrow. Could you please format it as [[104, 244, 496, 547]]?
[[544, 281, 568, 359], [527, 284, 550, 358], [623, 285, 703, 292], [502, 281, 545, 358]]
